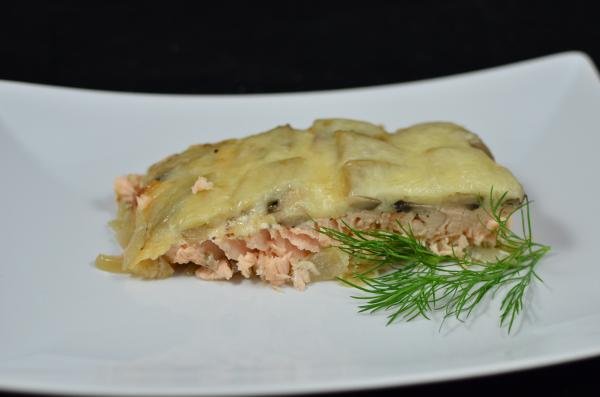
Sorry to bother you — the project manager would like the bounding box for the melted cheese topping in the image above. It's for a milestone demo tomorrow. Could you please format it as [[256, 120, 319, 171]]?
[[118, 119, 523, 270]]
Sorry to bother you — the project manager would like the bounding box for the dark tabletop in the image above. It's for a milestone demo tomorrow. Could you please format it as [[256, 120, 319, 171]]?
[[1, 1, 598, 396]]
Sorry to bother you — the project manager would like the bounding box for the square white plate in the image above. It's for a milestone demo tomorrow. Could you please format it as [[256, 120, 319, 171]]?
[[1, 52, 599, 396]]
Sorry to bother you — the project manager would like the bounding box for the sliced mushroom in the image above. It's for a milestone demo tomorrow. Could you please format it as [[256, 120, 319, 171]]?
[[274, 212, 312, 227], [349, 195, 382, 210]]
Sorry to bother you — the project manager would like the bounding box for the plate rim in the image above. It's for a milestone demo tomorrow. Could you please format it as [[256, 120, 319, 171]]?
[[1, 346, 600, 396], [0, 51, 597, 98]]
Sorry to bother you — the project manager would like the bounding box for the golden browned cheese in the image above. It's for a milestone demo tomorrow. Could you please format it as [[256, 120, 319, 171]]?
[[111, 119, 524, 276]]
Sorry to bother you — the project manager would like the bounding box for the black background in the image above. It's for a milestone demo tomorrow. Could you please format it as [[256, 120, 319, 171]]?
[[1, 1, 599, 396]]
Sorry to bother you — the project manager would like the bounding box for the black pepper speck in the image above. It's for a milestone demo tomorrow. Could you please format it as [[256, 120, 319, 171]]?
[[267, 199, 279, 213], [393, 200, 412, 213]]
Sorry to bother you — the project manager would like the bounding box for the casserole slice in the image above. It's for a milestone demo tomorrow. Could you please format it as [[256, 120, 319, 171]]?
[[97, 119, 523, 289]]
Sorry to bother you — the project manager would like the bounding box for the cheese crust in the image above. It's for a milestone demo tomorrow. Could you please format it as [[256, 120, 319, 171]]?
[[104, 119, 524, 283]]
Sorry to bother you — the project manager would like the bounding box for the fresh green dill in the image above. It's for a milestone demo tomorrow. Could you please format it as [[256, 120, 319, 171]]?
[[318, 190, 550, 332]]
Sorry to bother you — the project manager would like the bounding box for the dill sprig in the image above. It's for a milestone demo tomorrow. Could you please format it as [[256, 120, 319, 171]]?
[[319, 190, 550, 332]]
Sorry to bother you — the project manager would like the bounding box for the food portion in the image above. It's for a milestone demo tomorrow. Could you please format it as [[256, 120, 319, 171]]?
[[98, 119, 524, 290]]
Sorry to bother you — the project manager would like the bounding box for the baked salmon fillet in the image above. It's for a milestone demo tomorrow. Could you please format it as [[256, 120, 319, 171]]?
[[97, 119, 524, 290]]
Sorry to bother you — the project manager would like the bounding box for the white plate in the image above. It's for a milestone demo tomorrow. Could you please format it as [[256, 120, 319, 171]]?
[[1, 52, 599, 396]]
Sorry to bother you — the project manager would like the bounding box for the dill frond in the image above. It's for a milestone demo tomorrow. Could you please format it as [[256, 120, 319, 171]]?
[[319, 189, 550, 332]]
